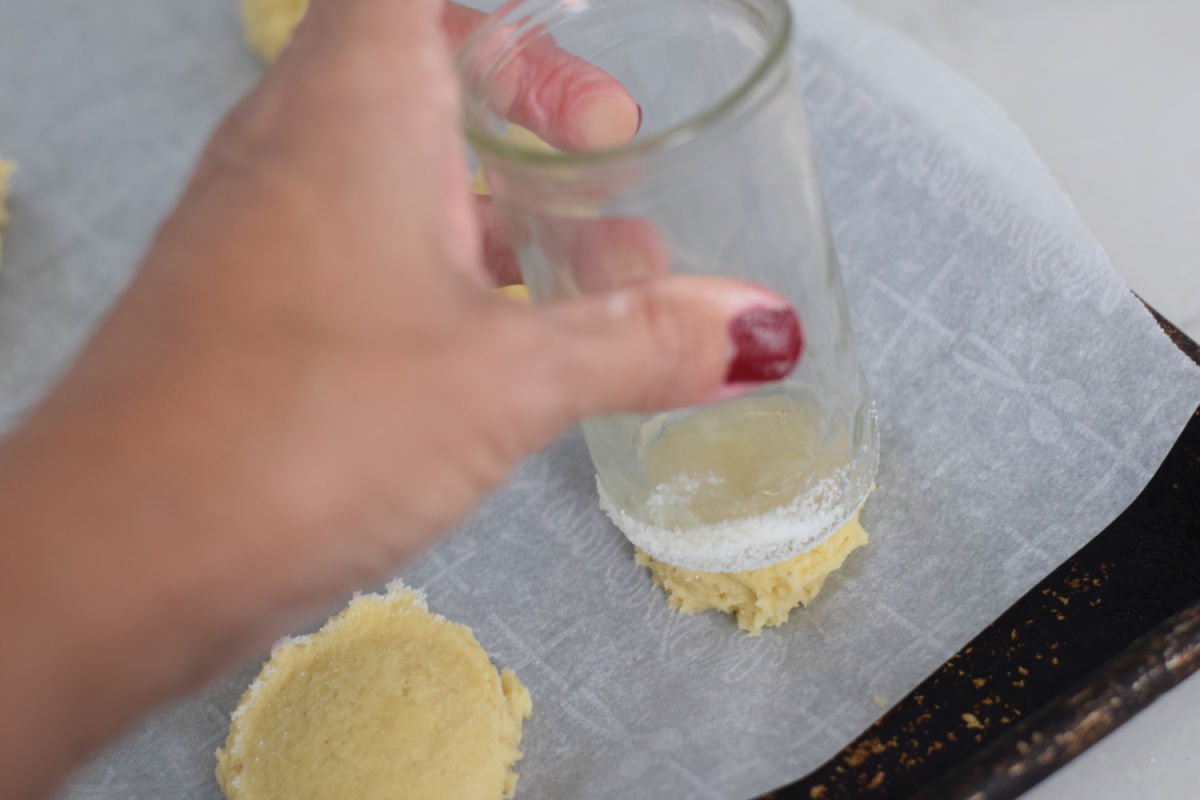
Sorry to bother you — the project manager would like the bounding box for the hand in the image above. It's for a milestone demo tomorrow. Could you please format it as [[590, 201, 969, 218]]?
[[56, 0, 801, 578], [0, 2, 801, 795]]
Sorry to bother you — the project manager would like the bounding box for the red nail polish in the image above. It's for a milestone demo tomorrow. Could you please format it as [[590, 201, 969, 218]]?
[[635, 104, 643, 134], [725, 307, 803, 384]]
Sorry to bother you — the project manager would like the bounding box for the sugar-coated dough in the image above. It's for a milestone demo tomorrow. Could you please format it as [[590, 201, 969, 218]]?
[[215, 581, 532, 800], [0, 158, 13, 265], [635, 511, 868, 635], [240, 0, 308, 63]]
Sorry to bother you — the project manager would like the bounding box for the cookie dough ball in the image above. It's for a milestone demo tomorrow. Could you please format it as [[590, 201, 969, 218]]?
[[240, 0, 308, 63], [0, 158, 13, 264], [215, 581, 532, 800], [636, 510, 868, 635]]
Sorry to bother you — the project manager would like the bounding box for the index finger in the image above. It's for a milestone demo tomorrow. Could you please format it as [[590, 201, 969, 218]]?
[[448, 3, 640, 152]]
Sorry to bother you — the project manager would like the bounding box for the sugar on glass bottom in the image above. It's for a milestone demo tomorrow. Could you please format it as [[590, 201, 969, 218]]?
[[598, 393, 875, 574]]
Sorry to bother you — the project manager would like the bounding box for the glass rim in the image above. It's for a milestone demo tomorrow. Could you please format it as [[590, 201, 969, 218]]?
[[458, 0, 794, 167]]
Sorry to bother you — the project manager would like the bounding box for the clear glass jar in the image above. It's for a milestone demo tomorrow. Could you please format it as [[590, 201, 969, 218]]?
[[460, 0, 878, 573]]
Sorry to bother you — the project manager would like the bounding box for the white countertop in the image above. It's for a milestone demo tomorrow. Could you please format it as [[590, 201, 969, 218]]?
[[842, 1, 1200, 797], [844, 0, 1200, 344]]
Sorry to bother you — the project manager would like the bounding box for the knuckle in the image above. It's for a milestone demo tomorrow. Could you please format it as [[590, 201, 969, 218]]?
[[482, 308, 575, 446]]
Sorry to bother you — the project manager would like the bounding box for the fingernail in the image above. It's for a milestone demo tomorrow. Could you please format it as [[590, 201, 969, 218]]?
[[635, 104, 643, 134], [725, 306, 803, 384], [579, 96, 642, 150]]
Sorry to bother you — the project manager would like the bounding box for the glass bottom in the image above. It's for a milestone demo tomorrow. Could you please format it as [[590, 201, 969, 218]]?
[[595, 393, 878, 572]]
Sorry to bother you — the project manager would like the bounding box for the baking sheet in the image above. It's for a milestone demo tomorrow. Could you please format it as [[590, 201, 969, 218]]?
[[1, 1, 1197, 799]]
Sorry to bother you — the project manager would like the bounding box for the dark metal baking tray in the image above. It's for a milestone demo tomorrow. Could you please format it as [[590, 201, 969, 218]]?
[[757, 304, 1200, 800]]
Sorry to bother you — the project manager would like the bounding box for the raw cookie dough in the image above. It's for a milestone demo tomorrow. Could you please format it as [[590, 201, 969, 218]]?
[[0, 158, 13, 265], [635, 510, 868, 635], [496, 283, 531, 301], [215, 581, 532, 800], [240, 0, 307, 63]]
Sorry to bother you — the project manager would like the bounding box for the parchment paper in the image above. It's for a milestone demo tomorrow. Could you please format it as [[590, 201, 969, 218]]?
[[0, 1, 1196, 799]]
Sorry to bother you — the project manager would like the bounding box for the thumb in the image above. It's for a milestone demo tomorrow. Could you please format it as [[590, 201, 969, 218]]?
[[529, 276, 804, 420]]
